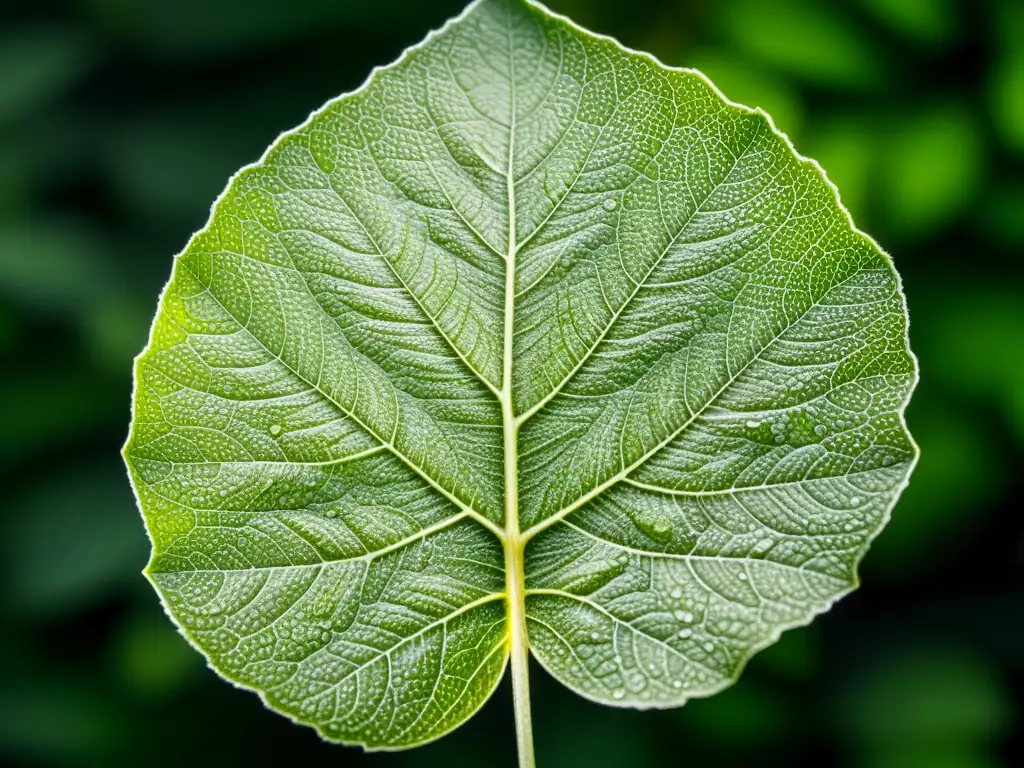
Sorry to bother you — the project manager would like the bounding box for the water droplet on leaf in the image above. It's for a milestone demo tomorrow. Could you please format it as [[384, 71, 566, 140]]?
[[635, 511, 672, 540]]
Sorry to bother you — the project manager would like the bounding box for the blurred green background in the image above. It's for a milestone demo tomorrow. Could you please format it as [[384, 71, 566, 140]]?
[[1, 0, 1021, 765]]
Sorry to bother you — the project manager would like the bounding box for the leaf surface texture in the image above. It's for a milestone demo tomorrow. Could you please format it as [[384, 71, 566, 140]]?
[[124, 0, 917, 748]]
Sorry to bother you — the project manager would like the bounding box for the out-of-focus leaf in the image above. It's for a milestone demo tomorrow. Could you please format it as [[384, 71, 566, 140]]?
[[1010, 385, 1024, 446], [0, 371, 120, 462], [0, 219, 112, 316], [0, 28, 94, 125], [112, 611, 201, 699], [865, 397, 1005, 577], [82, 293, 153, 374], [541, 704, 658, 766], [100, 74, 347, 228], [988, 0, 1024, 154], [80, 0, 463, 57], [1, 461, 146, 617], [0, 118, 93, 211], [858, 0, 956, 46], [988, 52, 1024, 154], [803, 115, 875, 221], [688, 50, 804, 137], [0, 679, 120, 762], [103, 116, 255, 227], [0, 150, 28, 211], [0, 305, 14, 353], [838, 647, 1011, 751], [979, 183, 1024, 246], [878, 104, 984, 237], [917, 286, 1024, 444], [748, 623, 821, 682], [716, 0, 886, 89], [682, 681, 798, 746], [863, 747, 1002, 768], [924, 290, 1024, 398]]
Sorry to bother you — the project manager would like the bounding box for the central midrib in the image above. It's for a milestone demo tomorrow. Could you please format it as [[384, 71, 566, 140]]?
[[499, 11, 534, 766]]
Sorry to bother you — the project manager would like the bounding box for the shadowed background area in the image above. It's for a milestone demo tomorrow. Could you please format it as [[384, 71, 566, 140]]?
[[0, 0, 1021, 765]]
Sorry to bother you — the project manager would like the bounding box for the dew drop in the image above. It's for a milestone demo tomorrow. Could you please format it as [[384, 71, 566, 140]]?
[[738, 572, 748, 581], [612, 689, 625, 700], [673, 679, 683, 689], [883, 455, 895, 466], [746, 420, 761, 429], [850, 495, 861, 506], [678, 628, 692, 639], [674, 610, 693, 623], [591, 632, 601, 642], [269, 424, 282, 436], [669, 587, 683, 600], [279, 496, 288, 505], [219, 489, 227, 497], [814, 424, 827, 437], [603, 198, 618, 211], [636, 512, 672, 541], [224, 384, 232, 394], [704, 642, 715, 653], [752, 537, 773, 554]]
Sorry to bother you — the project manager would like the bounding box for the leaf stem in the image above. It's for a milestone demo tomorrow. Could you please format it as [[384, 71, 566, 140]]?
[[504, 515, 534, 768]]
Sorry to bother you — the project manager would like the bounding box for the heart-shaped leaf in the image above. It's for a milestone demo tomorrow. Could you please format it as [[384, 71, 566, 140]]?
[[124, 0, 917, 759]]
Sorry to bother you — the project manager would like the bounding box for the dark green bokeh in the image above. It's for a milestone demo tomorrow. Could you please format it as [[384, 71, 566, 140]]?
[[0, 0, 1020, 765]]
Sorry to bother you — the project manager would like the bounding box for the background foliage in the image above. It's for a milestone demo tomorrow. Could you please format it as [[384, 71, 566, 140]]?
[[0, 0, 1020, 765]]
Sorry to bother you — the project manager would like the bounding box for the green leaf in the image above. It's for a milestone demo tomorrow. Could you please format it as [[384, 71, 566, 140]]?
[[0, 27, 94, 125], [838, 648, 1012, 755], [0, 218, 112, 317], [714, 0, 886, 90], [0, 306, 14, 354], [878, 103, 985, 237], [93, 0, 464, 58], [989, 51, 1024, 155], [3, 461, 145, 617], [123, 0, 917, 757], [111, 611, 203, 699], [864, 395, 1004, 578], [858, 0, 956, 47], [988, 0, 1024, 153]]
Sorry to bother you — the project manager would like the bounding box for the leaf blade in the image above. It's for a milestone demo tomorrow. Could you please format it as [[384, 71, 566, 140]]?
[[124, 0, 917, 750]]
